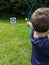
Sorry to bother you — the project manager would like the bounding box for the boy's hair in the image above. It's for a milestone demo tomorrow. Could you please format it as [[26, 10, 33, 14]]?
[[31, 8, 49, 33]]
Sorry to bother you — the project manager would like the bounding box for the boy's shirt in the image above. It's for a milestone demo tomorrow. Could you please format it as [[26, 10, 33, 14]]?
[[30, 28, 49, 65]]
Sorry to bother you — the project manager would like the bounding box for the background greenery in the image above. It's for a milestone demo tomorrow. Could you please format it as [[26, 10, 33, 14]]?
[[0, 0, 49, 19]]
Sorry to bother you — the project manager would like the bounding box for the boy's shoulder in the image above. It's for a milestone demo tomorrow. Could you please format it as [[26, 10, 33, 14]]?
[[30, 28, 49, 45]]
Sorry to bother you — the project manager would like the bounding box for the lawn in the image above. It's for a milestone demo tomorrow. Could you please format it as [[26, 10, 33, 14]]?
[[0, 20, 32, 65]]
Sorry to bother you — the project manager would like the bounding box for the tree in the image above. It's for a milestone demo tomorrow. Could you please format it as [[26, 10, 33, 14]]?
[[0, 0, 49, 19]]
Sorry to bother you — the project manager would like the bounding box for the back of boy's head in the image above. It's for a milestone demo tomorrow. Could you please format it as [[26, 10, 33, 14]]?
[[31, 8, 49, 33]]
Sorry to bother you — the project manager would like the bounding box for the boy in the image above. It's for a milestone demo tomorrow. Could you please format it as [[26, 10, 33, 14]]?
[[27, 8, 49, 65]]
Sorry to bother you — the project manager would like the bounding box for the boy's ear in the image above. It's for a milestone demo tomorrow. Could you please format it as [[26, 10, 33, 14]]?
[[47, 30, 49, 34]]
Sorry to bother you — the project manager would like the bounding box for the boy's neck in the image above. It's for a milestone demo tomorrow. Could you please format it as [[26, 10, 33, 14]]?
[[33, 31, 48, 38]]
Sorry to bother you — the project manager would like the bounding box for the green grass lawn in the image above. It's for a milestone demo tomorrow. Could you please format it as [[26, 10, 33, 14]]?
[[0, 20, 32, 65]]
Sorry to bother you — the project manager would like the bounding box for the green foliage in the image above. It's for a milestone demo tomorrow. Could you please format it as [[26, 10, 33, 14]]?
[[0, 0, 49, 19]]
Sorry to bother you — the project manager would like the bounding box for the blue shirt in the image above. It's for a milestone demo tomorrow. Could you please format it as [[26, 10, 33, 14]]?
[[30, 28, 49, 65]]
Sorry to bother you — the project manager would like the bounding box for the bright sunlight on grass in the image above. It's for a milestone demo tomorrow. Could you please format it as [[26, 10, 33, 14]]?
[[0, 20, 32, 65]]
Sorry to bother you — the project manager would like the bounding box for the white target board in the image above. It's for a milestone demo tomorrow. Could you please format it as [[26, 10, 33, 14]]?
[[10, 17, 16, 23]]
